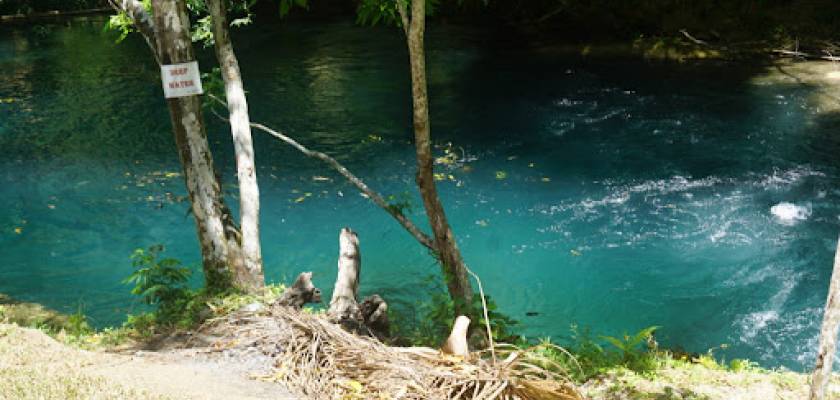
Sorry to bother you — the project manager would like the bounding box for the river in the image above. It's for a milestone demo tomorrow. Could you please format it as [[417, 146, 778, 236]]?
[[1, 17, 839, 370]]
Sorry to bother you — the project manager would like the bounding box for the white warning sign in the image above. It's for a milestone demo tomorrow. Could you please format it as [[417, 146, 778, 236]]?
[[161, 61, 204, 99]]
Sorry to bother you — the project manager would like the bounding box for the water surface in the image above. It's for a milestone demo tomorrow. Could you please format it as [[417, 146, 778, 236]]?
[[1, 18, 839, 370]]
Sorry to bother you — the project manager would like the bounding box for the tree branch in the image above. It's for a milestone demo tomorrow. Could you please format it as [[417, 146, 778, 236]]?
[[107, 0, 160, 63], [250, 121, 436, 251], [396, 0, 409, 37], [206, 95, 436, 252]]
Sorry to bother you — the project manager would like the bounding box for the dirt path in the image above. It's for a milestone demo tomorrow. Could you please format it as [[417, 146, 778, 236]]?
[[0, 324, 298, 400]]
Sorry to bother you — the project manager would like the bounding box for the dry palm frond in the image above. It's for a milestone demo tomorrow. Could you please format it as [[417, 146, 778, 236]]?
[[190, 306, 583, 400]]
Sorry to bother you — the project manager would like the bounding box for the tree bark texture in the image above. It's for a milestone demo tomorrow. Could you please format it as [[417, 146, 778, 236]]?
[[329, 228, 362, 322], [274, 272, 322, 309], [149, 0, 246, 291], [327, 228, 389, 337], [207, 0, 264, 292], [809, 235, 840, 400], [403, 0, 473, 314], [108, 0, 158, 58]]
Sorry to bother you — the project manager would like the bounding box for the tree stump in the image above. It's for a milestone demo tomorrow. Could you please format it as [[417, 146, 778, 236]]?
[[274, 272, 322, 309], [440, 315, 471, 359], [327, 228, 389, 337]]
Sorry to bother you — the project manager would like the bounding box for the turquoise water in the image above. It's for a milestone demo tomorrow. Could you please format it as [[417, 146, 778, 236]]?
[[2, 19, 840, 371]]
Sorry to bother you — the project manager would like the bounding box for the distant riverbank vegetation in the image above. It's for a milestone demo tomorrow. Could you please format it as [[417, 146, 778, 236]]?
[[3, 0, 840, 47], [0, 0, 105, 15]]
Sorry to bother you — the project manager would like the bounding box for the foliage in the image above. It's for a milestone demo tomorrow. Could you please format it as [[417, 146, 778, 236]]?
[[389, 275, 518, 347], [278, 0, 307, 18], [0, 0, 104, 15], [103, 0, 149, 43], [385, 192, 414, 214], [121, 245, 287, 334], [66, 305, 92, 338], [601, 325, 660, 370], [104, 12, 134, 43], [520, 325, 664, 382], [124, 245, 193, 317], [355, 0, 441, 27]]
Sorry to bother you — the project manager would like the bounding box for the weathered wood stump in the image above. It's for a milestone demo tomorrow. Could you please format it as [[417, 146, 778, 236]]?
[[274, 272, 322, 309], [440, 315, 470, 359], [327, 228, 389, 338]]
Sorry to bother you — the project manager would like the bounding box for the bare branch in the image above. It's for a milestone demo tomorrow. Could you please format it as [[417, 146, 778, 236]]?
[[250, 121, 436, 251], [679, 29, 708, 46], [206, 94, 436, 252]]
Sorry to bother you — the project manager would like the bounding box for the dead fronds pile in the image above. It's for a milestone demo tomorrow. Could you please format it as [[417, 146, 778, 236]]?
[[192, 305, 582, 400]]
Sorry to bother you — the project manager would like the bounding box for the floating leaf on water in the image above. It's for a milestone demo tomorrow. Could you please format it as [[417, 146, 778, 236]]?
[[13, 227, 22, 234], [304, 192, 312, 197], [433, 173, 446, 181], [293, 196, 306, 203], [366, 134, 383, 142], [47, 204, 55, 209], [528, 162, 536, 168], [435, 155, 455, 165], [541, 177, 551, 182], [447, 174, 456, 181], [312, 176, 330, 182], [475, 219, 489, 227], [495, 171, 507, 180], [164, 172, 180, 178], [507, 155, 518, 161], [570, 249, 582, 256]]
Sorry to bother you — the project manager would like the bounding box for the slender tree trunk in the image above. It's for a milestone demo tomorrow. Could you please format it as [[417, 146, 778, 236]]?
[[207, 0, 264, 292], [403, 0, 473, 314], [809, 235, 840, 400], [149, 0, 246, 291]]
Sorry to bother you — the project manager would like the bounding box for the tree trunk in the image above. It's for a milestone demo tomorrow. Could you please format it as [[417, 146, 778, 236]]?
[[207, 0, 264, 292], [149, 0, 246, 291], [403, 0, 473, 314], [809, 235, 840, 400]]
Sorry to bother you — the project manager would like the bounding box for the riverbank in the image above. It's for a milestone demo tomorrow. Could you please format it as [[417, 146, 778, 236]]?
[[3, 293, 840, 399], [0, 323, 298, 400], [2, 318, 838, 400]]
